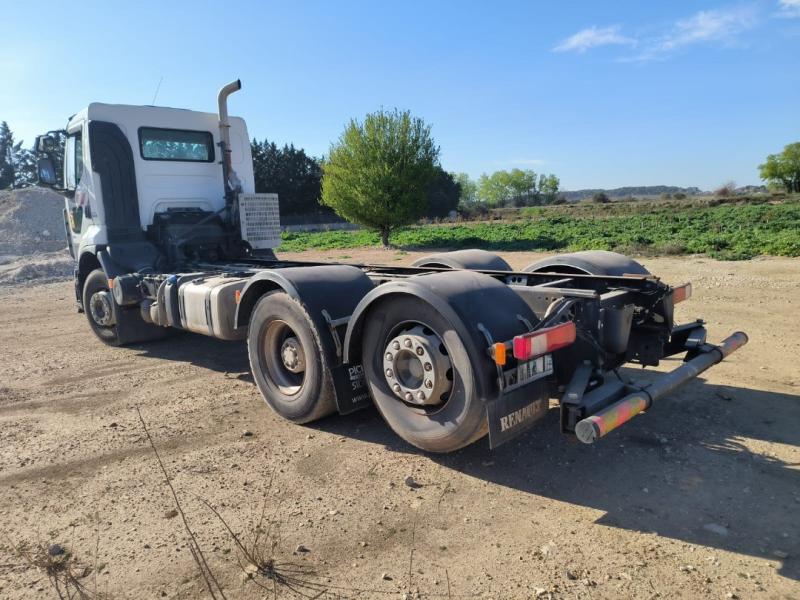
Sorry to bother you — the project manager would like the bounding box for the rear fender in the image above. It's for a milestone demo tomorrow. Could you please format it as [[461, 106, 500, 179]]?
[[236, 264, 374, 358], [343, 270, 540, 404], [411, 249, 512, 271], [523, 250, 650, 276]]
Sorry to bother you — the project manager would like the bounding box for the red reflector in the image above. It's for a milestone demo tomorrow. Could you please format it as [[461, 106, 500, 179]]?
[[512, 321, 577, 360], [673, 282, 692, 304]]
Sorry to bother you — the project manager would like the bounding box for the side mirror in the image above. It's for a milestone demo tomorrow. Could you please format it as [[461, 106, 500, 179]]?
[[37, 156, 58, 187], [35, 134, 58, 153]]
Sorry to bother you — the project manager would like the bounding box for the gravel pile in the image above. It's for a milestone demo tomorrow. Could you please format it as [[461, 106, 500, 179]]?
[[0, 188, 72, 285], [0, 187, 68, 255], [0, 252, 74, 285]]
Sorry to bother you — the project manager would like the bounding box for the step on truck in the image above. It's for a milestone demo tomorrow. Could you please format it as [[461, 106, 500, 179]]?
[[34, 80, 748, 452]]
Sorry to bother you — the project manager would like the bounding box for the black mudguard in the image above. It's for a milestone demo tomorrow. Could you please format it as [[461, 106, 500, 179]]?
[[344, 270, 551, 447], [236, 265, 375, 414], [411, 249, 512, 271], [523, 250, 650, 276]]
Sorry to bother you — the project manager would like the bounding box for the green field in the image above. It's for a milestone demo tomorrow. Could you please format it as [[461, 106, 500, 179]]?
[[278, 196, 800, 260]]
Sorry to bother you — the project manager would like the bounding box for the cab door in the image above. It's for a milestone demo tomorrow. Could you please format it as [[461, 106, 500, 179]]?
[[63, 124, 89, 254]]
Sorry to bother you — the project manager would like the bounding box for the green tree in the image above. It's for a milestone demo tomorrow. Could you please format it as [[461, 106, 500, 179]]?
[[322, 109, 439, 247], [0, 121, 17, 189], [426, 167, 461, 219], [538, 174, 560, 204], [0, 121, 37, 189], [251, 139, 324, 215], [477, 171, 512, 206], [452, 172, 478, 204], [759, 143, 800, 193], [478, 169, 543, 207]]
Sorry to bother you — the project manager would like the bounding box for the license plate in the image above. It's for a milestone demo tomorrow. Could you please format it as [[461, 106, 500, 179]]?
[[502, 354, 553, 391]]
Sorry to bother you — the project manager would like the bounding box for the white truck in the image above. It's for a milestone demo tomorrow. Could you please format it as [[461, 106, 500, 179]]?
[[34, 80, 747, 452]]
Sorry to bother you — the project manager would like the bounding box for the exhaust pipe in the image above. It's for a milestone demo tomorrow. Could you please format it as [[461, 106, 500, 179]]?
[[575, 331, 748, 444], [218, 79, 242, 205]]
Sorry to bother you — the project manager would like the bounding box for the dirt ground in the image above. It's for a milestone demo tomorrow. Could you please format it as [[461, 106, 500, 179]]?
[[1, 249, 798, 600]]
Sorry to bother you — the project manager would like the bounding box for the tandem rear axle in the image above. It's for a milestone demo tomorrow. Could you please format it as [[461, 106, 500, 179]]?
[[93, 249, 748, 452]]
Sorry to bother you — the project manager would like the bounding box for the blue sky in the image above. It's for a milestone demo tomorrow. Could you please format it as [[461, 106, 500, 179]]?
[[1, 0, 798, 190]]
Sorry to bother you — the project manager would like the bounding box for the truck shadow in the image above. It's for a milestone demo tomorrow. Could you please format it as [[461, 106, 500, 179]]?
[[316, 370, 800, 582], [130, 332, 255, 383], [132, 335, 799, 581]]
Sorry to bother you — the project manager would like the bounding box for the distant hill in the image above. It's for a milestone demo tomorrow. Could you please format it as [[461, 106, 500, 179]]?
[[561, 186, 703, 201]]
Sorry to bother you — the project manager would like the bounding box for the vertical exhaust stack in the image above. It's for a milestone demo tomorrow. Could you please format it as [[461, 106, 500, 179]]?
[[218, 79, 243, 214]]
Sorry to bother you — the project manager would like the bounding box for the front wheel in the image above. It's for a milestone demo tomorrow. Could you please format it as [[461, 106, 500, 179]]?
[[247, 291, 336, 424], [361, 296, 488, 452], [82, 269, 122, 345]]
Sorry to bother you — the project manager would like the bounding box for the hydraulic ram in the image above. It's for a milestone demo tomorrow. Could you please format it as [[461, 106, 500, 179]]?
[[574, 331, 749, 444]]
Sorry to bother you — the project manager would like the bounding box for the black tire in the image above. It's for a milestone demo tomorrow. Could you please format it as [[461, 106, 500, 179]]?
[[247, 291, 336, 424], [82, 269, 122, 346], [361, 296, 487, 453]]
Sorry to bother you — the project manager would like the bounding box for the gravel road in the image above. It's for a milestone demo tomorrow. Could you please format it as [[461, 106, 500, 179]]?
[[1, 250, 798, 599]]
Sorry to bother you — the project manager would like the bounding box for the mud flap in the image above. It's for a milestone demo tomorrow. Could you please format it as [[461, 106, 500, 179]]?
[[486, 379, 550, 448], [331, 363, 372, 415]]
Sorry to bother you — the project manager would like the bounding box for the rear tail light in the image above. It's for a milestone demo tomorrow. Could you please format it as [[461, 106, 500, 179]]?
[[512, 321, 576, 361], [672, 282, 692, 304]]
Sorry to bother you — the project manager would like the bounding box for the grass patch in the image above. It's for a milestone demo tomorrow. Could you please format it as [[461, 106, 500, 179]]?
[[277, 196, 800, 260]]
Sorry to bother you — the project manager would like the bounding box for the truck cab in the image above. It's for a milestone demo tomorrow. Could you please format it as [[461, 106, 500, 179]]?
[[58, 103, 255, 259], [36, 82, 279, 332]]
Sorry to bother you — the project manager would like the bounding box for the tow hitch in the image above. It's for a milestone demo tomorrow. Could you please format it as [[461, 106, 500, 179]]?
[[574, 331, 749, 444]]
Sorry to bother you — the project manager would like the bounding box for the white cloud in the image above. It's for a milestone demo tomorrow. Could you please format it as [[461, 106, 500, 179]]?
[[619, 5, 760, 62], [558, 5, 762, 62], [777, 0, 800, 17], [553, 26, 635, 53], [659, 6, 758, 51]]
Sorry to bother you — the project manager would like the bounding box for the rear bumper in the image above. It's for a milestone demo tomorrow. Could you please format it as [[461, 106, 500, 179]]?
[[574, 331, 748, 444]]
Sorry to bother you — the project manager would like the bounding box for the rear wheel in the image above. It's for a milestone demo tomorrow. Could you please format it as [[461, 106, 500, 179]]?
[[361, 296, 487, 452], [247, 291, 336, 424], [82, 269, 121, 345]]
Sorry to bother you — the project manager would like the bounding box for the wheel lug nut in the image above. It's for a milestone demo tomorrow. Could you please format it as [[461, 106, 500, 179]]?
[[404, 392, 413, 401], [393, 384, 401, 393], [385, 368, 394, 378], [385, 353, 393, 361], [415, 347, 424, 356], [425, 379, 433, 389], [404, 338, 412, 348], [424, 362, 432, 371], [392, 341, 401, 350], [416, 391, 426, 401]]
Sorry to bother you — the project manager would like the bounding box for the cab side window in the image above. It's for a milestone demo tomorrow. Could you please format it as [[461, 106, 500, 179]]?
[[64, 132, 83, 190]]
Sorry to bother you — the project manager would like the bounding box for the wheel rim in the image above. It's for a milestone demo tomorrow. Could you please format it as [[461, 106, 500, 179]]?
[[382, 323, 452, 406], [261, 320, 306, 396], [89, 290, 116, 327]]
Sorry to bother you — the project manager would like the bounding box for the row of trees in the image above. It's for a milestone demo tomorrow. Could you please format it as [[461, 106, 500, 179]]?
[[254, 113, 563, 246], [0, 121, 36, 189], [453, 170, 561, 207], [250, 136, 461, 222]]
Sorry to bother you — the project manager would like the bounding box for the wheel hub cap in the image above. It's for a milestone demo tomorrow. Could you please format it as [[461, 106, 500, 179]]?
[[383, 325, 451, 406], [89, 290, 115, 326], [280, 337, 306, 373]]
